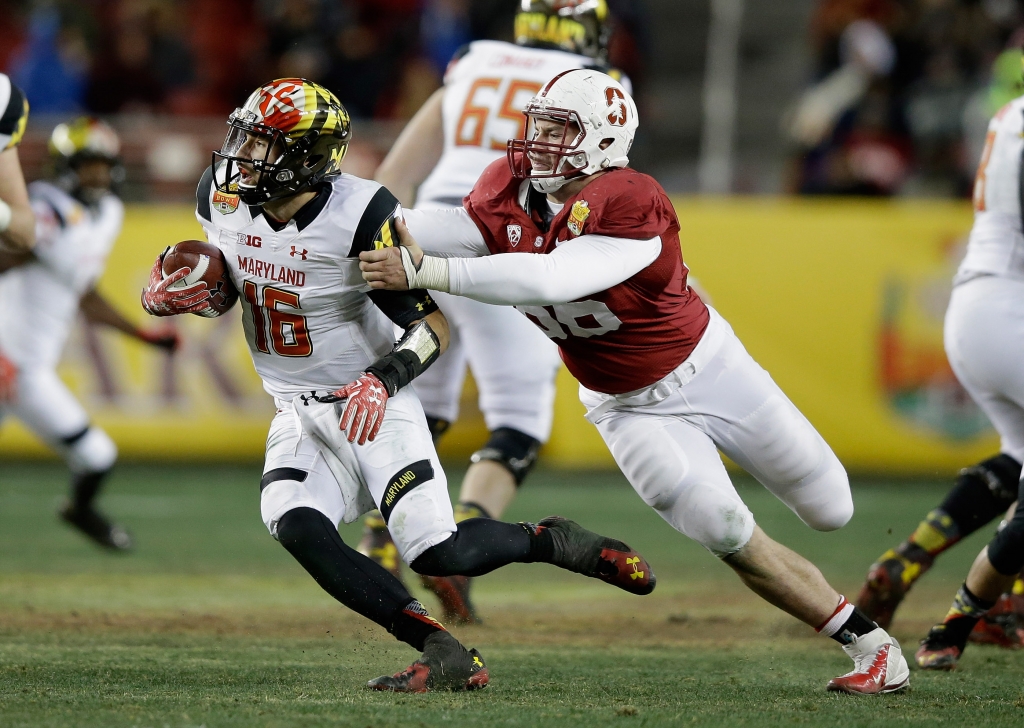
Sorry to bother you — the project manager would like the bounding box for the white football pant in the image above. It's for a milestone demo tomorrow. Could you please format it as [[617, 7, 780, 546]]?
[[945, 275, 1024, 463], [260, 388, 456, 563], [0, 367, 117, 473], [580, 307, 853, 556]]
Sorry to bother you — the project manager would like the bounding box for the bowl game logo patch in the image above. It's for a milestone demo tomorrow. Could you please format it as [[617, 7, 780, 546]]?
[[212, 190, 240, 214], [567, 200, 590, 236]]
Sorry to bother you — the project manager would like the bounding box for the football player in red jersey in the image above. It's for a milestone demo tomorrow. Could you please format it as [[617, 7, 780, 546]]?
[[360, 69, 909, 694]]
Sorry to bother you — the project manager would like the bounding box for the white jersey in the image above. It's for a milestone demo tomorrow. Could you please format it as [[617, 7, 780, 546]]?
[[417, 40, 629, 206], [959, 95, 1024, 284], [0, 182, 123, 367], [196, 167, 427, 401]]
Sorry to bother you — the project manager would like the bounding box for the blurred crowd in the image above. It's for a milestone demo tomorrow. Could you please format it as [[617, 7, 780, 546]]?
[[0, 0, 648, 121], [788, 0, 1024, 197]]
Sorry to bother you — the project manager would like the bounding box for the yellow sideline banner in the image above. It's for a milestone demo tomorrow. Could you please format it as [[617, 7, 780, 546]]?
[[0, 199, 998, 475]]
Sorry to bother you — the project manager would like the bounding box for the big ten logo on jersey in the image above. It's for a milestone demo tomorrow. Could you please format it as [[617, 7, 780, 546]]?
[[213, 189, 240, 214], [237, 233, 262, 248], [456, 77, 543, 149]]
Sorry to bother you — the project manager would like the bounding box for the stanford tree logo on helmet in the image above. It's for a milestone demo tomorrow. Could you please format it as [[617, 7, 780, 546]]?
[[213, 78, 351, 205]]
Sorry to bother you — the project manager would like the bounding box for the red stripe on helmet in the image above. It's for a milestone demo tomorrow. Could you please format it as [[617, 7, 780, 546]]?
[[539, 68, 584, 97]]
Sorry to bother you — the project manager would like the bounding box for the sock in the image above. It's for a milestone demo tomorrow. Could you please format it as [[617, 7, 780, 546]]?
[[390, 600, 447, 651], [410, 518, 552, 577], [935, 583, 997, 647], [454, 501, 492, 523], [276, 507, 444, 650], [70, 470, 109, 510], [817, 596, 878, 644]]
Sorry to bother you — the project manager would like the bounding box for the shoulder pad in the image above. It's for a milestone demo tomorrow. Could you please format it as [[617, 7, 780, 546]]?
[[348, 186, 401, 257], [196, 166, 214, 222], [0, 77, 29, 150]]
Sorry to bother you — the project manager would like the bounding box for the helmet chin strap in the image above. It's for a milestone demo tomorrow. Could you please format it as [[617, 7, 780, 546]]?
[[530, 176, 570, 194]]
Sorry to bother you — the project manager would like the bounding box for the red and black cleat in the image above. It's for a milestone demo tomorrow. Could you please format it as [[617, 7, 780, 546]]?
[[915, 624, 966, 671], [968, 592, 1024, 648], [421, 574, 480, 625], [366, 632, 488, 693], [532, 516, 656, 596]]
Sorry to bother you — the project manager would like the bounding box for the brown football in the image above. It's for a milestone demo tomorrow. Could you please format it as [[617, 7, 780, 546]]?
[[161, 239, 238, 318]]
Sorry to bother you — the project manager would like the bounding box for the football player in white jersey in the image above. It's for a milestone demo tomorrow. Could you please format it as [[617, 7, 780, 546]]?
[[0, 117, 180, 550], [365, 0, 629, 624], [909, 92, 1024, 669], [140, 78, 654, 692], [0, 73, 35, 403]]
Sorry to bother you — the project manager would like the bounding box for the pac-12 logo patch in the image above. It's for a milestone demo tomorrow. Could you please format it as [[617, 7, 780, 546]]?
[[567, 199, 590, 236], [212, 190, 240, 214], [507, 224, 522, 247]]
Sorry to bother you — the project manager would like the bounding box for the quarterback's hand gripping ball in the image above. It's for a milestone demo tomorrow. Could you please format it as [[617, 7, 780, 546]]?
[[141, 253, 210, 317], [333, 373, 390, 445], [142, 241, 239, 317]]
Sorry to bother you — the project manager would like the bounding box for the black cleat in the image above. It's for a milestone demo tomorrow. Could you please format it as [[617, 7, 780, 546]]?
[[530, 516, 655, 595], [58, 502, 133, 551], [916, 623, 967, 671], [366, 631, 488, 692], [421, 574, 480, 625]]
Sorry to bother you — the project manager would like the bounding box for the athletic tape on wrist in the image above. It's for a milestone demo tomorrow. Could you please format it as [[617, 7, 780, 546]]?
[[400, 246, 449, 292], [0, 199, 12, 233]]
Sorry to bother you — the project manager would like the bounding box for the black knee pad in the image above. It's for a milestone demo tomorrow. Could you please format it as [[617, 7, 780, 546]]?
[[988, 485, 1024, 576], [938, 453, 1022, 538], [469, 427, 540, 485]]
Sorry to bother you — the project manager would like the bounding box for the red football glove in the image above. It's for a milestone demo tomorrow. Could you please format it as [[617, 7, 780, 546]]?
[[0, 351, 17, 403], [136, 323, 181, 352], [141, 253, 210, 317], [334, 373, 390, 445]]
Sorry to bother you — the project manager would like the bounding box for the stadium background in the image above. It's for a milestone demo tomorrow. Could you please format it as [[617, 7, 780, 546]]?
[[1, 0, 1014, 475], [4, 1, 1024, 725]]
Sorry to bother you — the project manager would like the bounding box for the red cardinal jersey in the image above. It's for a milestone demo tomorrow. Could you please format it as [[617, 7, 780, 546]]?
[[463, 159, 709, 395]]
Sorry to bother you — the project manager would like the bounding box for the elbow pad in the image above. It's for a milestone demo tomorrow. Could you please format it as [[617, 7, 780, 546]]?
[[365, 319, 441, 396]]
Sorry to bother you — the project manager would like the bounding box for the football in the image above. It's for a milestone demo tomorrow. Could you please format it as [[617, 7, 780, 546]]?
[[161, 239, 238, 318]]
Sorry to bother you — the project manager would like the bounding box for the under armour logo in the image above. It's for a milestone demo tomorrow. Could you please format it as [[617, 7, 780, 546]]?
[[626, 556, 644, 580], [290, 246, 308, 260], [367, 385, 384, 405]]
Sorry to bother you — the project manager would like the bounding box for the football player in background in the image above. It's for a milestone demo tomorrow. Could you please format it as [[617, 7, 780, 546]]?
[[911, 90, 1024, 669], [360, 70, 910, 694], [141, 79, 653, 692], [0, 117, 179, 550], [367, 0, 628, 624], [0, 73, 36, 404]]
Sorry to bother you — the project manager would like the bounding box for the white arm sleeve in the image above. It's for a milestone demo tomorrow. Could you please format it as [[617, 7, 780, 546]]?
[[403, 207, 489, 258], [445, 235, 662, 305]]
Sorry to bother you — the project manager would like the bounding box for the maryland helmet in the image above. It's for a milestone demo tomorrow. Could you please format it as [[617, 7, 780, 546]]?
[[214, 78, 351, 205], [48, 117, 123, 203], [508, 69, 637, 193], [49, 116, 121, 167], [515, 0, 610, 60]]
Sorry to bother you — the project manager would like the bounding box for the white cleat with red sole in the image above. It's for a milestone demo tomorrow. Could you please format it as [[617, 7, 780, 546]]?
[[827, 627, 910, 695]]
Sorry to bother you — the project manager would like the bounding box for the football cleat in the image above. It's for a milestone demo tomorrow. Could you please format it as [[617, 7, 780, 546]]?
[[366, 631, 488, 693], [357, 513, 403, 580], [968, 592, 1024, 648], [916, 622, 968, 670], [58, 502, 133, 551], [532, 516, 655, 595], [827, 627, 909, 695], [420, 574, 480, 625], [856, 547, 933, 629]]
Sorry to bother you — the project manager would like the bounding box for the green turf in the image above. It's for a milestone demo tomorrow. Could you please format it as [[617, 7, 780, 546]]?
[[0, 462, 1021, 726]]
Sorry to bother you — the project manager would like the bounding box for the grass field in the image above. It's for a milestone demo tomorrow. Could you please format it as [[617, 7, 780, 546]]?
[[1, 463, 1023, 727]]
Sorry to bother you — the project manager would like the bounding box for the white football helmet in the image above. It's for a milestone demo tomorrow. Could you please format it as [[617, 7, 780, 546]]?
[[508, 69, 638, 194]]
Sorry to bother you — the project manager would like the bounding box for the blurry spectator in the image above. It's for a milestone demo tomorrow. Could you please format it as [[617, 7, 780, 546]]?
[[9, 4, 93, 113], [421, 0, 472, 75], [85, 2, 166, 113]]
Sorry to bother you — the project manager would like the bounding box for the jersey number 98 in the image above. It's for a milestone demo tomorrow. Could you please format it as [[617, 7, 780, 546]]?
[[242, 281, 312, 357]]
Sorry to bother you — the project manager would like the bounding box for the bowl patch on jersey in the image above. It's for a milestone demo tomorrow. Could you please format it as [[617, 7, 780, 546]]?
[[213, 190, 240, 214], [567, 199, 590, 236]]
